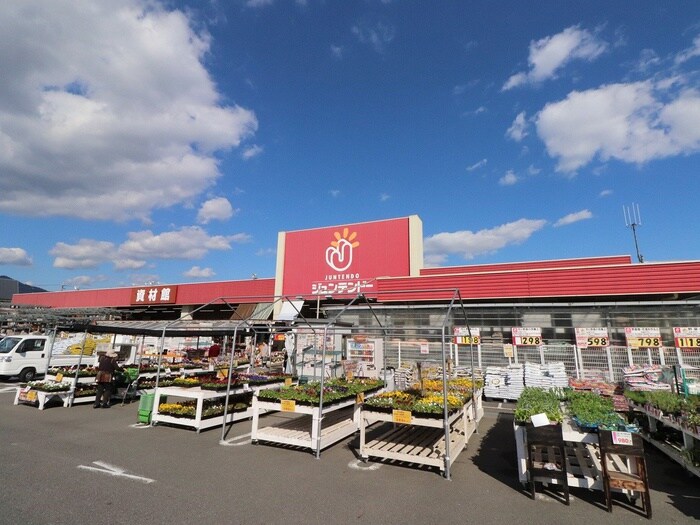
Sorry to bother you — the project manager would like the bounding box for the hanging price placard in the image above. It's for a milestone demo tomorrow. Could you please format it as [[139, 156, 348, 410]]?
[[392, 409, 412, 424], [453, 327, 480, 345], [574, 327, 609, 348], [284, 377, 293, 386], [55, 373, 64, 382], [280, 399, 296, 412], [512, 327, 542, 346], [625, 327, 662, 348], [673, 327, 700, 348]]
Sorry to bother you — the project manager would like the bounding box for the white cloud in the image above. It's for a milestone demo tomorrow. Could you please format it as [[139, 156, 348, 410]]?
[[246, 0, 274, 7], [242, 144, 264, 159], [502, 25, 607, 90], [0, 247, 32, 266], [527, 165, 541, 175], [197, 197, 235, 224], [424, 219, 547, 261], [675, 34, 700, 64], [554, 209, 593, 227], [330, 189, 341, 198], [599, 189, 613, 197], [330, 45, 344, 59], [50, 226, 246, 270], [62, 275, 105, 289], [499, 170, 518, 186], [184, 266, 215, 278], [352, 22, 396, 53], [0, 1, 257, 222], [380, 193, 390, 201], [51, 240, 116, 269], [506, 111, 528, 141], [536, 82, 700, 172], [466, 159, 487, 172]]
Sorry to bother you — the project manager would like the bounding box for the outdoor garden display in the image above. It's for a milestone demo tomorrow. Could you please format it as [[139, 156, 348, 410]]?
[[357, 378, 484, 477], [14, 380, 73, 409], [251, 378, 386, 455], [625, 390, 700, 477], [151, 373, 290, 432]]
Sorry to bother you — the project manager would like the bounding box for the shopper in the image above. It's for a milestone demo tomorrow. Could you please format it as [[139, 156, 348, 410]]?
[[94, 350, 122, 408]]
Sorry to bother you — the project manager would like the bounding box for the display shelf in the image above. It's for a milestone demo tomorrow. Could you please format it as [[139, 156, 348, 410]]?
[[251, 390, 383, 453], [14, 387, 72, 410], [630, 403, 700, 478], [45, 374, 96, 384], [514, 417, 633, 490], [151, 382, 283, 433], [357, 393, 483, 475]]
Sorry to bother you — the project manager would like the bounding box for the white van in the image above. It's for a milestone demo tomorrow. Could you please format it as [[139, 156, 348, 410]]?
[[0, 335, 91, 382]]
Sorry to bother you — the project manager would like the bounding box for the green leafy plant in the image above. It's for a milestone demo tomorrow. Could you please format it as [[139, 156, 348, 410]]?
[[514, 387, 563, 424]]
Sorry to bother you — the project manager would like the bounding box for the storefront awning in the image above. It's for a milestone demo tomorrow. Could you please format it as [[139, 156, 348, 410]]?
[[274, 299, 304, 321], [63, 319, 257, 337]]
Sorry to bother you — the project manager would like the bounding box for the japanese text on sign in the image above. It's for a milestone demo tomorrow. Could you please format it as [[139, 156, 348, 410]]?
[[453, 327, 480, 345], [512, 327, 542, 346], [574, 327, 609, 348], [625, 327, 662, 348], [673, 327, 700, 348]]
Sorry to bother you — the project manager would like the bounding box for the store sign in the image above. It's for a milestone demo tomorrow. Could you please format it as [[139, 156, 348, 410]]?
[[278, 217, 419, 297], [512, 327, 542, 346], [574, 327, 609, 348], [130, 285, 178, 305], [420, 342, 430, 355], [453, 327, 480, 345], [673, 327, 700, 348], [625, 327, 662, 348], [392, 409, 412, 424]]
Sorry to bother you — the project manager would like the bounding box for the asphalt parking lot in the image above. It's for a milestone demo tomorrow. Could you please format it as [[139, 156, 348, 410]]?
[[0, 381, 698, 525]]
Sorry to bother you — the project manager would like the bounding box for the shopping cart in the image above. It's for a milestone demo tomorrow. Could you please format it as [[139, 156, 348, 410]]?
[[120, 367, 141, 406]]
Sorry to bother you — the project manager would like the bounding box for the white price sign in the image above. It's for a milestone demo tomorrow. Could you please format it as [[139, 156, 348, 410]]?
[[673, 327, 700, 348], [575, 327, 609, 348], [453, 327, 480, 345], [625, 327, 662, 348], [512, 327, 542, 346]]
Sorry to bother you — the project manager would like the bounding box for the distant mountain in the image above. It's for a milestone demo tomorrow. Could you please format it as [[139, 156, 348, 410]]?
[[0, 276, 47, 301]]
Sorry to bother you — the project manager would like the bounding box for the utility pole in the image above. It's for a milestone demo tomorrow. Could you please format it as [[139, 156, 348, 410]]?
[[623, 203, 644, 263]]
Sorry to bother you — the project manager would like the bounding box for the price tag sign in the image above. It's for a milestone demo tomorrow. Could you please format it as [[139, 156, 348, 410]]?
[[503, 344, 514, 358], [20, 390, 38, 402], [216, 368, 228, 380], [419, 343, 430, 355], [512, 327, 541, 346], [392, 409, 412, 424], [575, 327, 609, 348], [356, 392, 365, 404], [612, 431, 634, 446], [673, 327, 700, 348], [55, 373, 64, 382], [625, 327, 662, 348], [453, 327, 480, 345], [280, 399, 296, 412], [346, 371, 354, 381], [284, 377, 293, 386]]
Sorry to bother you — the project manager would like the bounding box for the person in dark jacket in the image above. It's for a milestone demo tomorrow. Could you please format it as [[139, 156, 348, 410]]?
[[94, 350, 122, 408]]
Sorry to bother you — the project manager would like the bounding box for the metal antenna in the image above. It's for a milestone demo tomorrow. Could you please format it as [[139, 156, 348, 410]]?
[[623, 203, 644, 263]]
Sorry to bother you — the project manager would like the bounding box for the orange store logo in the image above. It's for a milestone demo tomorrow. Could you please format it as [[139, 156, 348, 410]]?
[[325, 228, 359, 272]]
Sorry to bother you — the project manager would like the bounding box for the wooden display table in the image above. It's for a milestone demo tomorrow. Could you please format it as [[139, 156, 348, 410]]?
[[251, 391, 383, 453], [514, 417, 632, 490], [358, 392, 483, 475], [14, 387, 72, 410]]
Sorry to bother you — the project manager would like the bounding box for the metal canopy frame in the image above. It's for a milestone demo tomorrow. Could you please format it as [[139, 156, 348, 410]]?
[[321, 288, 476, 479]]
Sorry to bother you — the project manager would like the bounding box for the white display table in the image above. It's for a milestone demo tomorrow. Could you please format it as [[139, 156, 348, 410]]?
[[358, 391, 483, 475], [14, 387, 72, 410], [151, 382, 284, 433], [251, 389, 384, 453]]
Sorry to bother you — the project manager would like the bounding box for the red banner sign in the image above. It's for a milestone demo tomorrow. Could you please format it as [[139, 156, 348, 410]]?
[[130, 285, 178, 305]]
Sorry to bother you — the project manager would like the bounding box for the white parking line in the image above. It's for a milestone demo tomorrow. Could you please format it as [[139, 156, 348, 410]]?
[[77, 461, 155, 484], [348, 459, 382, 471], [0, 386, 18, 394], [219, 432, 252, 446]]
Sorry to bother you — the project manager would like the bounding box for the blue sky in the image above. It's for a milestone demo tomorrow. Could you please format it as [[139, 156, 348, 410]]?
[[1, 1, 699, 291]]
